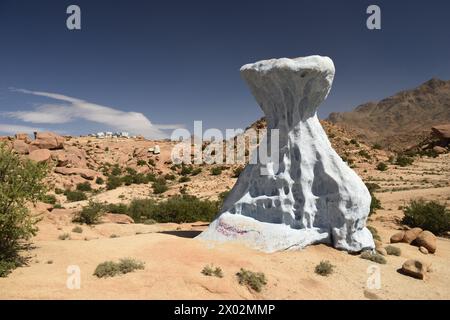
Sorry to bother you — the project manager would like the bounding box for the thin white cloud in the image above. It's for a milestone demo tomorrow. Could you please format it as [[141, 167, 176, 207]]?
[[0, 124, 42, 135], [5, 89, 183, 139]]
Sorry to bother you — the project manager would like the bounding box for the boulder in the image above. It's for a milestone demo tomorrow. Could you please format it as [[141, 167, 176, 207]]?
[[53, 146, 87, 168], [376, 247, 387, 256], [13, 139, 29, 154], [54, 167, 97, 180], [419, 246, 429, 255], [431, 124, 450, 140], [198, 56, 374, 253], [432, 146, 447, 154], [30, 132, 65, 150], [390, 231, 405, 243], [28, 149, 51, 163], [101, 213, 134, 224], [402, 228, 422, 244], [413, 231, 437, 254], [401, 259, 431, 280], [15, 132, 31, 143]]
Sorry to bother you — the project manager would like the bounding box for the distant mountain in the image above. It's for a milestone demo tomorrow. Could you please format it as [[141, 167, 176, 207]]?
[[327, 78, 450, 151]]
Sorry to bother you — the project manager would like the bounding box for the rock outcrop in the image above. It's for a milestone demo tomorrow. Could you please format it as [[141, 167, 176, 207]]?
[[54, 167, 97, 180], [198, 56, 374, 253], [28, 149, 51, 163], [30, 132, 65, 150]]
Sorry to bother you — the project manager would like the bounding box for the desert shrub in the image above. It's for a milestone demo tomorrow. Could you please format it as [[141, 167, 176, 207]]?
[[201, 264, 224, 278], [211, 167, 222, 176], [65, 190, 88, 202], [133, 173, 149, 184], [93, 258, 145, 278], [73, 201, 105, 225], [164, 174, 176, 181], [41, 194, 57, 205], [137, 160, 147, 166], [315, 260, 335, 276], [360, 251, 386, 264], [106, 175, 123, 190], [122, 175, 134, 186], [179, 176, 191, 183], [385, 245, 401, 256], [395, 155, 414, 167], [358, 150, 371, 159], [53, 203, 63, 209], [0, 144, 48, 277], [365, 183, 382, 215], [350, 139, 359, 146], [366, 225, 381, 241], [152, 177, 168, 194], [95, 177, 104, 185], [110, 165, 122, 176], [191, 167, 202, 176], [146, 173, 156, 182], [419, 148, 439, 158], [373, 143, 382, 150], [180, 164, 193, 176], [105, 203, 128, 215], [233, 166, 244, 178], [236, 268, 267, 292], [376, 162, 388, 171], [58, 233, 70, 240], [54, 188, 64, 194], [148, 159, 155, 166], [72, 226, 83, 233], [76, 182, 92, 192], [402, 199, 450, 235], [127, 195, 219, 223]]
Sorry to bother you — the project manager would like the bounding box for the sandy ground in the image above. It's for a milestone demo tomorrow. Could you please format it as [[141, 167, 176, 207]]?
[[1, 185, 449, 300]]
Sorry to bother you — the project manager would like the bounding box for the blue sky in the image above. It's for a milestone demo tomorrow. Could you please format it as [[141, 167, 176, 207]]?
[[1, 0, 449, 138]]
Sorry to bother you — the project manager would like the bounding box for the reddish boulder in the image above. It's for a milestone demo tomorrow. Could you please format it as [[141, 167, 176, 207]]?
[[101, 213, 134, 224], [414, 231, 437, 254], [13, 139, 29, 154], [28, 149, 51, 163], [30, 132, 65, 150], [402, 228, 423, 244], [431, 124, 450, 139]]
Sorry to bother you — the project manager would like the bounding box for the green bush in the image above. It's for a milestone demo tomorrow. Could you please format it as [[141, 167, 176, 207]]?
[[0, 144, 48, 277], [58, 233, 70, 240], [122, 175, 134, 186], [365, 183, 382, 215], [402, 199, 450, 235], [93, 258, 145, 278], [95, 177, 104, 185], [137, 160, 147, 166], [376, 162, 388, 171], [164, 174, 176, 181], [41, 194, 57, 205], [191, 167, 202, 176], [110, 165, 122, 176], [211, 167, 222, 176], [105, 203, 128, 215], [360, 251, 386, 264], [358, 150, 371, 159], [148, 159, 155, 166], [180, 164, 193, 176], [201, 264, 224, 278], [72, 226, 83, 234], [179, 176, 191, 183], [106, 175, 123, 190], [315, 260, 335, 276], [76, 182, 92, 192], [54, 188, 64, 195], [152, 177, 168, 194], [367, 225, 381, 241], [127, 195, 219, 223], [73, 201, 105, 225], [65, 190, 88, 202], [236, 268, 267, 292], [385, 245, 401, 256], [395, 155, 414, 167]]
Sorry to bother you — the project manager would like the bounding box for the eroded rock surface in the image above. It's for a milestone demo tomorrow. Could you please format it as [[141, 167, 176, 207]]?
[[198, 56, 374, 252]]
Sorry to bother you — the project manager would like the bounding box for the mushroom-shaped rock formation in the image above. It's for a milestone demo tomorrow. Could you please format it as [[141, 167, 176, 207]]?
[[198, 56, 374, 252]]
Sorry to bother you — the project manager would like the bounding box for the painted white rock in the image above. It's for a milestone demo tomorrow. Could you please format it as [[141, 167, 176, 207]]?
[[198, 55, 374, 253]]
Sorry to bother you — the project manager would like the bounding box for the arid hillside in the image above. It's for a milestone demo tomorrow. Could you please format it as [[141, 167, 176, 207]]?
[[327, 78, 450, 151]]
